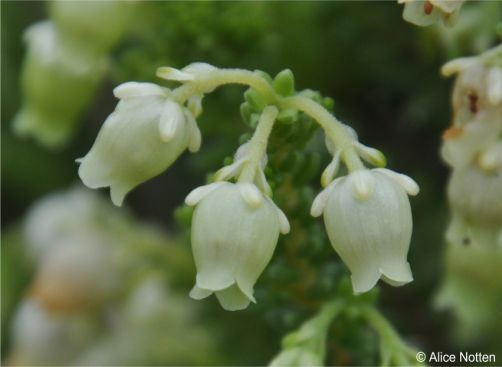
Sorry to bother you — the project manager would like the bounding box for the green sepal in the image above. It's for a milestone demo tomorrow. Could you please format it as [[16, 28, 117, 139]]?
[[240, 102, 253, 124], [244, 88, 267, 110], [273, 69, 295, 96]]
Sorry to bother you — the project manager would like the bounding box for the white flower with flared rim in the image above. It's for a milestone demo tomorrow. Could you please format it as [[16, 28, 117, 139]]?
[[185, 182, 290, 311], [78, 82, 201, 206], [311, 168, 419, 294]]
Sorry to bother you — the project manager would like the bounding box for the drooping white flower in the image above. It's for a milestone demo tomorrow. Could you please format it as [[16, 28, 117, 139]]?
[[78, 82, 202, 206], [185, 182, 290, 311], [399, 0, 464, 27], [311, 168, 419, 294]]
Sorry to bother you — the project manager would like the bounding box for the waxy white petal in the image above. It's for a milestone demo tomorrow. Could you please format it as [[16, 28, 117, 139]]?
[[113, 82, 166, 99], [156, 67, 194, 81], [215, 159, 247, 181], [321, 150, 341, 187], [189, 285, 212, 300], [215, 284, 251, 311], [354, 143, 386, 168], [186, 112, 202, 153], [158, 100, 184, 142], [310, 178, 341, 217], [374, 168, 420, 196], [185, 182, 225, 206], [348, 169, 375, 200], [237, 182, 263, 208], [266, 197, 290, 234]]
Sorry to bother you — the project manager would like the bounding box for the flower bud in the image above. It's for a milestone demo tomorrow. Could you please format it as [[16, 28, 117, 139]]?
[[78, 82, 202, 206], [185, 182, 289, 311], [311, 169, 419, 294]]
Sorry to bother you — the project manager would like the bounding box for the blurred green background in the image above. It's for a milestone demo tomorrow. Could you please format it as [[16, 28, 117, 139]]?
[[1, 1, 501, 365]]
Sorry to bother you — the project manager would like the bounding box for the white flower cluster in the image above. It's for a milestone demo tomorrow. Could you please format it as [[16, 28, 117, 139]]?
[[79, 63, 420, 311], [398, 0, 464, 27], [440, 45, 502, 249]]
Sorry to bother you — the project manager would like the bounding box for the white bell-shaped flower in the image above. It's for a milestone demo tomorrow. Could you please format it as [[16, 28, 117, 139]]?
[[78, 82, 201, 206], [185, 182, 290, 311], [311, 168, 419, 294]]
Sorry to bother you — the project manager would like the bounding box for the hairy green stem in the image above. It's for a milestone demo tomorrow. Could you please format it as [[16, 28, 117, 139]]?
[[280, 96, 364, 172], [171, 68, 365, 172], [238, 106, 278, 183]]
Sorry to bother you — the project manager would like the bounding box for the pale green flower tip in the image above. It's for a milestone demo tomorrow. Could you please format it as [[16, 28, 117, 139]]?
[[215, 284, 251, 311], [351, 262, 413, 294], [348, 170, 375, 201], [196, 271, 234, 292], [156, 66, 193, 82], [189, 285, 212, 300], [109, 183, 131, 207], [158, 100, 185, 142], [237, 182, 264, 208], [157, 62, 217, 82], [375, 168, 420, 196]]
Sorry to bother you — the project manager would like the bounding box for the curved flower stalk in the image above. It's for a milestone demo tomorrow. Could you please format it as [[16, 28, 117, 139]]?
[[399, 0, 464, 27], [78, 82, 201, 206], [311, 169, 419, 294], [440, 45, 502, 168]]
